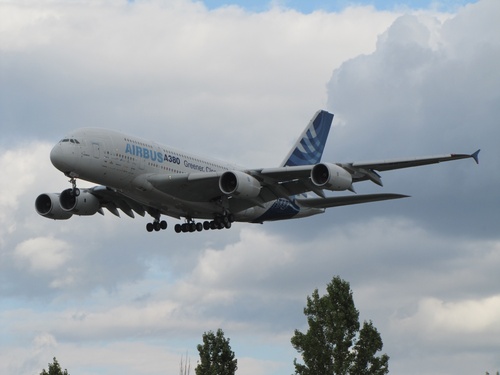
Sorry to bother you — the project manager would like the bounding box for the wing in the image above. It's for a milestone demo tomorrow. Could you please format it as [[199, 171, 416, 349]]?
[[135, 150, 479, 213], [339, 150, 480, 186], [296, 193, 409, 209], [86, 186, 150, 218]]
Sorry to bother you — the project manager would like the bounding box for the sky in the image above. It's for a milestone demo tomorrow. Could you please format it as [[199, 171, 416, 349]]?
[[1, 0, 499, 374]]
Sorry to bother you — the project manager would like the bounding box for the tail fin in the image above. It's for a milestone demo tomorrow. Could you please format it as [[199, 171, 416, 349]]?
[[280, 110, 334, 167]]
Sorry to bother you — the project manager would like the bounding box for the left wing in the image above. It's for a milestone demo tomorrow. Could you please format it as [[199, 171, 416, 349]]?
[[340, 150, 480, 186], [141, 150, 479, 207]]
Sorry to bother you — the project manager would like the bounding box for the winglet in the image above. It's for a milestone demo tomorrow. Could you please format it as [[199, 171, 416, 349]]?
[[471, 149, 480, 164]]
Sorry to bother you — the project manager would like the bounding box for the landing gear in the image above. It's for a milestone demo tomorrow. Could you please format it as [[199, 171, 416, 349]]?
[[145, 213, 235, 234], [174, 222, 203, 233], [174, 213, 234, 234], [146, 219, 167, 232], [69, 177, 80, 197]]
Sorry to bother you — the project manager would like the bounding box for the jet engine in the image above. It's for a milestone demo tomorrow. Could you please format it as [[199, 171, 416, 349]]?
[[311, 163, 352, 191], [35, 193, 73, 220], [59, 188, 101, 216], [219, 171, 261, 198]]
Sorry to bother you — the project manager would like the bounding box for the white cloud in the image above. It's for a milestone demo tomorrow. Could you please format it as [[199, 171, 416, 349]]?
[[0, 143, 51, 215], [1, 1, 499, 375], [399, 295, 500, 336], [14, 237, 72, 273], [0, 1, 401, 165]]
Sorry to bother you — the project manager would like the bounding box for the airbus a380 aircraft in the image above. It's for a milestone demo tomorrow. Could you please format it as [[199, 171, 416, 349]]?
[[36, 110, 479, 234]]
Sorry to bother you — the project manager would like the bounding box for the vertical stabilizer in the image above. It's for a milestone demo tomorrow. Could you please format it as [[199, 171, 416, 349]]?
[[281, 110, 334, 167]]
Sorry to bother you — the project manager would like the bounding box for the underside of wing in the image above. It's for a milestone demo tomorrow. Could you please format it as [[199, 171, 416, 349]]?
[[145, 168, 318, 206], [89, 186, 149, 218], [145, 172, 222, 201], [296, 193, 409, 209]]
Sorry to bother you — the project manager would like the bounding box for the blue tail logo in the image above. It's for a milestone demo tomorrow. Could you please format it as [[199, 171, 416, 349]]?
[[281, 110, 334, 167]]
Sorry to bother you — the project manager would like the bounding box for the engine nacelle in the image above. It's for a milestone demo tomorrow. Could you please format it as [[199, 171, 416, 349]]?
[[219, 171, 261, 198], [59, 189, 101, 216], [311, 163, 352, 191], [35, 193, 73, 220]]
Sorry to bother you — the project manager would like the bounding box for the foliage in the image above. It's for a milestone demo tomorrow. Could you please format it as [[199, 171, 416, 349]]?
[[40, 357, 69, 375], [195, 328, 237, 375], [291, 276, 389, 375]]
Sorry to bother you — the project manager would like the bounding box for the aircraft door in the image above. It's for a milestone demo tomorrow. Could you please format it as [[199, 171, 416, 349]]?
[[92, 143, 101, 159]]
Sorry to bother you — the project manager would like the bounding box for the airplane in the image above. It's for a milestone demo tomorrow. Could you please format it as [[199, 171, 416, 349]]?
[[35, 110, 480, 234]]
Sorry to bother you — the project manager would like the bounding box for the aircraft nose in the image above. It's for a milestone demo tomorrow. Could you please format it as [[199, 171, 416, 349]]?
[[50, 143, 71, 173]]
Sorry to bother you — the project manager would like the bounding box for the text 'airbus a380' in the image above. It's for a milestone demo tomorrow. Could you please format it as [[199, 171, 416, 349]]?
[[36, 110, 479, 234]]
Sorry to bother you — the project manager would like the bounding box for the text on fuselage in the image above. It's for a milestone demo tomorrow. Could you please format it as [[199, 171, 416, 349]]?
[[125, 143, 217, 172]]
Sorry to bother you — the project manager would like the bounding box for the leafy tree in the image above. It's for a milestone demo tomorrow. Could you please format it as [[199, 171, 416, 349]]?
[[195, 328, 237, 375], [291, 276, 389, 375], [40, 357, 69, 375]]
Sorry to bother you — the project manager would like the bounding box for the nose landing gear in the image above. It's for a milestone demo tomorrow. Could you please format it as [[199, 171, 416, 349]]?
[[69, 177, 80, 197]]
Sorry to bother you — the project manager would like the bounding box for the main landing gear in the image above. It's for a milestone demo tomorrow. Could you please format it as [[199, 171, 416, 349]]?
[[146, 220, 168, 232], [145, 213, 235, 234], [174, 214, 235, 234], [146, 213, 168, 232]]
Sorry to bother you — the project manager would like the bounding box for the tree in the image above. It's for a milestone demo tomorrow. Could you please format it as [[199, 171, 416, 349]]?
[[291, 276, 389, 375], [195, 328, 237, 375], [40, 357, 69, 375]]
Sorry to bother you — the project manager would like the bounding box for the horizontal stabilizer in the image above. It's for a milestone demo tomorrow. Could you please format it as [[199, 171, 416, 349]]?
[[296, 193, 409, 209]]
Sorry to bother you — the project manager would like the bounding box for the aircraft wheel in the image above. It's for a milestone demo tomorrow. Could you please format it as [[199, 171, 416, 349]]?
[[196, 223, 203, 232], [175, 224, 182, 233], [210, 221, 217, 230], [154, 222, 161, 231], [146, 223, 154, 232], [160, 220, 167, 230], [224, 222, 232, 229], [203, 221, 211, 231], [181, 223, 188, 232]]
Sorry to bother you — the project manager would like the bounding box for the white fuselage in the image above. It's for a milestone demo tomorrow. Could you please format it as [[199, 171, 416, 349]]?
[[50, 128, 323, 223]]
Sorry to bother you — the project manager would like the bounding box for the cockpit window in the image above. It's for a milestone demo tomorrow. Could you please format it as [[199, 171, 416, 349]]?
[[60, 138, 80, 144]]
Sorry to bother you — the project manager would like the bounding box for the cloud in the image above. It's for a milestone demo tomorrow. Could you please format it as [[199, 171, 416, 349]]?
[[326, 0, 499, 238], [14, 236, 72, 273], [0, 1, 399, 164], [398, 295, 500, 336], [1, 1, 499, 375]]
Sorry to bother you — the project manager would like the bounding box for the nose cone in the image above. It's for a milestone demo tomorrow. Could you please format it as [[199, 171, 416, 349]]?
[[50, 143, 72, 174]]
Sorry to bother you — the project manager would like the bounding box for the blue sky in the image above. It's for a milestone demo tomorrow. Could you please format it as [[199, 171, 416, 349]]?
[[202, 0, 478, 12]]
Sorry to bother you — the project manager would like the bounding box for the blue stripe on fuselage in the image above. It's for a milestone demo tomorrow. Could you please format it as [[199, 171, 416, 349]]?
[[253, 198, 301, 222]]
